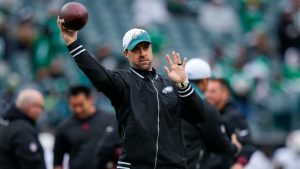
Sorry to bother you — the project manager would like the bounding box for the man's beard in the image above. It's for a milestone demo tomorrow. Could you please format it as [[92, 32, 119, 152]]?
[[132, 61, 152, 71]]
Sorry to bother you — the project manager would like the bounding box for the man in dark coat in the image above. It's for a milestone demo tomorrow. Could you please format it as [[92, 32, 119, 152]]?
[[183, 58, 242, 169], [206, 78, 256, 169], [0, 89, 46, 169]]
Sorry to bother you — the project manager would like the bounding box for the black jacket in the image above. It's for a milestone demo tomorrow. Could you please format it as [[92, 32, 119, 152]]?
[[67, 41, 206, 169], [53, 110, 119, 169], [96, 124, 121, 168], [207, 99, 256, 169], [182, 101, 238, 169], [220, 100, 251, 143], [0, 105, 45, 169]]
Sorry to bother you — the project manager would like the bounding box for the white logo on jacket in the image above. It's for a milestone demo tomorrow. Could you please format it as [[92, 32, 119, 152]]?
[[162, 86, 174, 94], [29, 142, 38, 152], [106, 126, 114, 133]]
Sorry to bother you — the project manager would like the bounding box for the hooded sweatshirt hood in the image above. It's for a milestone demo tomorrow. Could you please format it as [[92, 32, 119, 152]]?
[[2, 104, 35, 125]]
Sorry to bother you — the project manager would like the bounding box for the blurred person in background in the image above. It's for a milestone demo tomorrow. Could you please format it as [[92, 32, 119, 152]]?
[[183, 58, 242, 169], [133, 0, 169, 27], [166, 0, 199, 16], [282, 47, 300, 79], [244, 132, 284, 169], [53, 85, 120, 169], [0, 10, 10, 61], [273, 130, 300, 169], [198, 0, 240, 43], [238, 0, 266, 33], [0, 88, 46, 169], [205, 79, 256, 169], [277, 0, 300, 58]]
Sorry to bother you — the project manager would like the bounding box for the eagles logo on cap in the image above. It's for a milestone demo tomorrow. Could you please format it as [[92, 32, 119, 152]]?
[[122, 28, 151, 52]]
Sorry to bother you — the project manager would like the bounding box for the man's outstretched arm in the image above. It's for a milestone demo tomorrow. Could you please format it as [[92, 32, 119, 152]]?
[[57, 19, 126, 103]]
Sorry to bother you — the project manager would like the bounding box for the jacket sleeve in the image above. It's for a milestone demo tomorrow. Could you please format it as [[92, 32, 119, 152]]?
[[13, 130, 46, 169], [53, 128, 69, 167], [67, 41, 126, 105], [232, 114, 256, 166], [178, 83, 206, 123], [96, 124, 121, 168], [200, 104, 238, 156], [226, 113, 251, 144], [223, 107, 256, 165]]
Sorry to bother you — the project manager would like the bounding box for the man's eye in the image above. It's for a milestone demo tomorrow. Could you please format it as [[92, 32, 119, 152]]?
[[131, 47, 138, 52]]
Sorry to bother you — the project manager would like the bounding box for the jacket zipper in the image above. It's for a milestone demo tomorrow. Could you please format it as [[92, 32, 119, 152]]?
[[196, 150, 204, 169], [150, 79, 160, 169], [122, 125, 129, 141]]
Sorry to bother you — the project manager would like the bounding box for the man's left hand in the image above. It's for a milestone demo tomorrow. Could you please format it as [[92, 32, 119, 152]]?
[[231, 163, 244, 169], [164, 51, 187, 83]]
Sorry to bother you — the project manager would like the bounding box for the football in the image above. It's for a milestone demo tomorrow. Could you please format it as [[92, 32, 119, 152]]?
[[58, 2, 88, 31]]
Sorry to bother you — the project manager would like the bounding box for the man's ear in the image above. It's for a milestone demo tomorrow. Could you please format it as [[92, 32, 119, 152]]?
[[123, 50, 128, 58], [25, 105, 34, 120]]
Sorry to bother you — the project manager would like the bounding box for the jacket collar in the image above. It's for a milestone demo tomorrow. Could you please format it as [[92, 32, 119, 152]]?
[[73, 109, 99, 122], [220, 98, 236, 115], [3, 104, 36, 125], [130, 67, 158, 80]]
